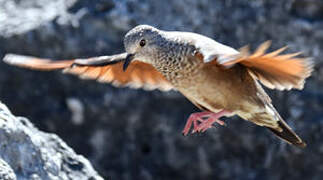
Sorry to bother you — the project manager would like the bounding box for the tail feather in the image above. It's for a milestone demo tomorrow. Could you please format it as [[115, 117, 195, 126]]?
[[3, 54, 73, 70], [267, 119, 306, 148], [248, 105, 306, 148]]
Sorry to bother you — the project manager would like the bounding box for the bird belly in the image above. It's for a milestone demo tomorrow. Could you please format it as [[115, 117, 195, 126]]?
[[171, 64, 258, 116], [179, 86, 234, 116], [174, 73, 233, 115]]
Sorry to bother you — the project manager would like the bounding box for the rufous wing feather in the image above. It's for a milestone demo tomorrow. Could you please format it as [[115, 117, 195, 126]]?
[[64, 61, 173, 91], [219, 41, 314, 90], [3, 54, 173, 91], [3, 54, 74, 70]]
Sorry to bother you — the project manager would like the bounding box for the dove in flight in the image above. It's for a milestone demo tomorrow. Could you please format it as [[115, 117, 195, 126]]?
[[3, 25, 313, 147]]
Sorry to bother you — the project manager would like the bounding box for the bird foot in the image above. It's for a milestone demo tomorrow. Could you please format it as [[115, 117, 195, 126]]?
[[182, 110, 230, 136]]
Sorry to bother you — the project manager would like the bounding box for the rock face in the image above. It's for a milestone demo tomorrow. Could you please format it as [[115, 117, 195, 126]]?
[[0, 158, 16, 180], [0, 102, 103, 180], [0, 0, 323, 180]]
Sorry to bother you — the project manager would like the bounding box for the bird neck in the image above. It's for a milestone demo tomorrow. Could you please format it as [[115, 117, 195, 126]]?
[[151, 48, 202, 84]]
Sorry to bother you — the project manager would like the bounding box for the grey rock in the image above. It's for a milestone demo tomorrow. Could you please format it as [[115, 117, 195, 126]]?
[[0, 158, 16, 180], [0, 102, 103, 180], [0, 0, 323, 180]]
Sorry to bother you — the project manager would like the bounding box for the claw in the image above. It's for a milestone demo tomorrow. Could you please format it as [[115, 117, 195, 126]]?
[[182, 110, 230, 135]]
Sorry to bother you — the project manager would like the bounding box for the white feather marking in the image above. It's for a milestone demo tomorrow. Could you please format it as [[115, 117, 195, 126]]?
[[3, 54, 40, 65], [164, 31, 239, 63]]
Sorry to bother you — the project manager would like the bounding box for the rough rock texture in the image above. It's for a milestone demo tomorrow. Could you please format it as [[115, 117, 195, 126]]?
[[0, 102, 103, 180], [0, 0, 323, 180], [0, 158, 16, 180]]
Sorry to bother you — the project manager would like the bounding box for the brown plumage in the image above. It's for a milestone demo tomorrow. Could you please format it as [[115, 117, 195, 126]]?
[[3, 25, 313, 148]]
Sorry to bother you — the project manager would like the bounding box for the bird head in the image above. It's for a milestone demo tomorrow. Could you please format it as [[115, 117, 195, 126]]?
[[123, 25, 163, 71]]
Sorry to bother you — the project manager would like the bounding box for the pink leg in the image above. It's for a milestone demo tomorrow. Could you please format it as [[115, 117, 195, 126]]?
[[197, 110, 230, 132], [182, 112, 211, 136], [182, 110, 230, 136]]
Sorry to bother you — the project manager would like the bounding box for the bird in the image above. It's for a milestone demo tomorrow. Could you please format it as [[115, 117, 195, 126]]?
[[3, 25, 313, 148]]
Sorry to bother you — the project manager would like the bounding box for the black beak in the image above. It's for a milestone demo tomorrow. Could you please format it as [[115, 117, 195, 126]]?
[[123, 53, 135, 71]]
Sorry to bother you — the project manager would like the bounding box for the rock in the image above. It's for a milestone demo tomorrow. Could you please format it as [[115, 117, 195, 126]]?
[[0, 0, 323, 180], [0, 102, 103, 180], [0, 158, 16, 180]]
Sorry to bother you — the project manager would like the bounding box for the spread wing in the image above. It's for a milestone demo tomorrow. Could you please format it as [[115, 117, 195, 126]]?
[[215, 41, 313, 90], [3, 53, 173, 91]]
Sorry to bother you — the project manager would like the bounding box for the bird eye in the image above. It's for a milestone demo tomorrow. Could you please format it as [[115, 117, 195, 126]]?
[[139, 39, 146, 47]]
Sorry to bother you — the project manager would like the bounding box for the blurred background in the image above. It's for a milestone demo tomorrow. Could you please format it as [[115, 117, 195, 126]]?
[[0, 0, 323, 179]]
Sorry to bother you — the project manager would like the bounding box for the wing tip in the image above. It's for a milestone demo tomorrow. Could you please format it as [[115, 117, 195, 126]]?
[[247, 42, 314, 91], [3, 54, 30, 65], [304, 57, 315, 74], [294, 57, 315, 90]]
